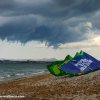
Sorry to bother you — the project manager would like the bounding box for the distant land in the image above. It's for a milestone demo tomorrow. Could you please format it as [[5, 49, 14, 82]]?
[[0, 58, 57, 64]]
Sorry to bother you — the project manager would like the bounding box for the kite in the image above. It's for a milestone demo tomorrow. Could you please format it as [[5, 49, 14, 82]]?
[[47, 51, 100, 76]]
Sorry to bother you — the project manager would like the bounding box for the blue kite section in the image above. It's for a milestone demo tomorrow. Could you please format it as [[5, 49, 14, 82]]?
[[61, 52, 100, 74]]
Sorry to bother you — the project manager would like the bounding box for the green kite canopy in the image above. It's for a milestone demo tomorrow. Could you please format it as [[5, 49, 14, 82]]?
[[47, 51, 83, 76]]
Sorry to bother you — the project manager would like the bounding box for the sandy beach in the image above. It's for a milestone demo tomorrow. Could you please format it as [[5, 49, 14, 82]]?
[[0, 70, 100, 100]]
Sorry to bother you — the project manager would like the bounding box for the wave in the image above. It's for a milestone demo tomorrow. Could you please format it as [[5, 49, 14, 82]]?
[[0, 76, 6, 81], [16, 73, 25, 76], [31, 70, 46, 75], [0, 76, 5, 79]]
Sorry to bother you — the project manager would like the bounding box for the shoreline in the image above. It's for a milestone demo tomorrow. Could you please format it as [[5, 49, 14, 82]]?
[[0, 71, 48, 83], [0, 71, 100, 100], [0, 72, 49, 84]]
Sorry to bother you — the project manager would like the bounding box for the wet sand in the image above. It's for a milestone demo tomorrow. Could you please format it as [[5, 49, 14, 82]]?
[[0, 70, 100, 100]]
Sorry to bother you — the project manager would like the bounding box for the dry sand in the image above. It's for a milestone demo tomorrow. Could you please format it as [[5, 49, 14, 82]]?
[[0, 70, 100, 100]]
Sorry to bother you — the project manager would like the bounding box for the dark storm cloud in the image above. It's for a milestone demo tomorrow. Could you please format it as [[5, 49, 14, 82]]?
[[0, 0, 100, 46]]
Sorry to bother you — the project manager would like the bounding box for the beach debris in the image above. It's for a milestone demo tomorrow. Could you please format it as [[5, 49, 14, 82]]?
[[47, 51, 100, 76]]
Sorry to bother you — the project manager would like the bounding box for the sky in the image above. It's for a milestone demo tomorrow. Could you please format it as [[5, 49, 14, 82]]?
[[0, 0, 100, 60]]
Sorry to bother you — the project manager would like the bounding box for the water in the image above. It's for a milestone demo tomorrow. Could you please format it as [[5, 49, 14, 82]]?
[[0, 62, 50, 82]]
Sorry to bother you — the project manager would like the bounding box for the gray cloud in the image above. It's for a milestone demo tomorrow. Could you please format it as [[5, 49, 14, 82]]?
[[0, 0, 100, 46]]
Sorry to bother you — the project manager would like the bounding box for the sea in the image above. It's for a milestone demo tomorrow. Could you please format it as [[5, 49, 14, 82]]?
[[0, 62, 51, 82]]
